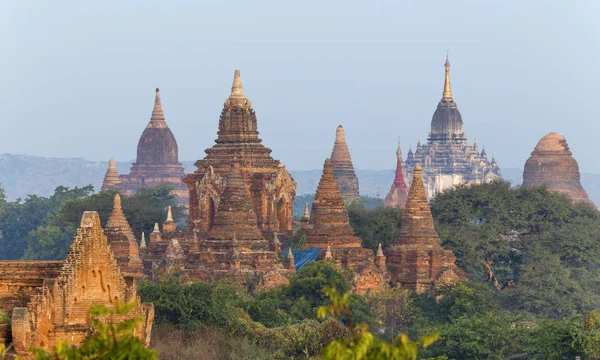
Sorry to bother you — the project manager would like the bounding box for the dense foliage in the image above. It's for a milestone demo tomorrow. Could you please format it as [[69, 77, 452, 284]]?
[[0, 185, 185, 260], [347, 200, 402, 252], [431, 180, 600, 319]]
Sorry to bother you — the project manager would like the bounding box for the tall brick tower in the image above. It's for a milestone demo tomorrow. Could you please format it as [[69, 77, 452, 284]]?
[[185, 70, 296, 236], [102, 88, 188, 206], [386, 164, 463, 292], [330, 125, 359, 200]]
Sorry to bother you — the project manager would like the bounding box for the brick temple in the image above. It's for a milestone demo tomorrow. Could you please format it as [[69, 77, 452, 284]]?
[[330, 125, 360, 200], [305, 158, 389, 294], [384, 139, 409, 208], [185, 70, 297, 237], [404, 57, 501, 199], [523, 132, 595, 207], [101, 88, 188, 206], [0, 212, 154, 357], [385, 164, 463, 292]]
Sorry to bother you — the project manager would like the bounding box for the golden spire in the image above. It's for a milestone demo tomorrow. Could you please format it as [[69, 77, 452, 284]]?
[[153, 223, 160, 233], [396, 137, 402, 157], [166, 206, 174, 223], [230, 70, 245, 99], [442, 53, 453, 102]]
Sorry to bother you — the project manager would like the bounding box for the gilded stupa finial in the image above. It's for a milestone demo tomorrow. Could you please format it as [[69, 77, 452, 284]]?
[[442, 52, 453, 102], [396, 137, 402, 157]]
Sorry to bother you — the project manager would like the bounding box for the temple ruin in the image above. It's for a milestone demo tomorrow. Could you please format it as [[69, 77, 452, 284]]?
[[184, 70, 297, 238], [330, 125, 360, 200], [101, 88, 188, 206], [0, 212, 154, 357], [305, 158, 389, 294], [385, 164, 463, 292], [523, 132, 595, 207]]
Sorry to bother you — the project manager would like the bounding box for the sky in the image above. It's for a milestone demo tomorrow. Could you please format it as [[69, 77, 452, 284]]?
[[1, 0, 599, 172]]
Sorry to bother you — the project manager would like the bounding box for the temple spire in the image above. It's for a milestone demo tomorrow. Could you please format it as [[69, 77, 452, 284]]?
[[396, 137, 402, 157], [230, 70, 245, 99], [442, 54, 453, 102], [166, 206, 173, 222], [101, 157, 121, 192], [149, 87, 167, 127]]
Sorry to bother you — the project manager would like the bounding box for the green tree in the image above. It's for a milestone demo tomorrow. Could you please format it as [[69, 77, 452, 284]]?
[[23, 185, 185, 260], [365, 287, 419, 340], [287, 261, 351, 310], [318, 287, 444, 360], [348, 204, 403, 252], [0, 185, 93, 260]]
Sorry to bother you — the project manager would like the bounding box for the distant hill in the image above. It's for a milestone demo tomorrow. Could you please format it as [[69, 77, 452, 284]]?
[[1, 154, 599, 207]]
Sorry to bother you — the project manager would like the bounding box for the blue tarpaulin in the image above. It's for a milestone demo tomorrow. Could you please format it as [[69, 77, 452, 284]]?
[[282, 248, 321, 271]]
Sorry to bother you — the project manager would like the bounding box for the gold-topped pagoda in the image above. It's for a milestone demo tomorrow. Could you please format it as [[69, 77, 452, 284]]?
[[404, 57, 501, 199]]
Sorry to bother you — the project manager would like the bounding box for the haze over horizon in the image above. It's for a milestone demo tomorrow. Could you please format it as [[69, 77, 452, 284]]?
[[2, 1, 599, 172]]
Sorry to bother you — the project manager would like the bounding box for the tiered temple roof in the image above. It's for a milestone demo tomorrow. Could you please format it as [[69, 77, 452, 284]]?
[[523, 132, 595, 207], [306, 159, 362, 248], [185, 70, 296, 235], [306, 158, 388, 294], [9, 212, 153, 356], [330, 125, 359, 200], [102, 88, 188, 206], [104, 194, 144, 278], [101, 157, 121, 192], [198, 161, 291, 287], [404, 57, 501, 199], [385, 164, 463, 292]]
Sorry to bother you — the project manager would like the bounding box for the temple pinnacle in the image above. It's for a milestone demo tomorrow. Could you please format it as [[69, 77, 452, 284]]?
[[335, 125, 346, 142], [149, 87, 166, 127], [396, 137, 402, 157], [140, 233, 146, 249], [230, 69, 245, 99], [302, 202, 310, 219], [442, 54, 453, 102], [166, 206, 173, 222], [376, 243, 384, 257], [153, 223, 160, 233], [109, 157, 117, 169], [113, 193, 122, 210]]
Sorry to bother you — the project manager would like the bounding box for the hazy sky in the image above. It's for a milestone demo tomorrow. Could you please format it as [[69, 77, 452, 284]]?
[[2, 0, 599, 172]]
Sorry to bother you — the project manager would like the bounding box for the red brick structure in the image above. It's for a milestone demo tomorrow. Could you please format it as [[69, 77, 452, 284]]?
[[523, 132, 595, 207], [330, 125, 359, 200], [386, 164, 463, 292], [306, 158, 389, 294], [102, 88, 188, 206], [384, 140, 409, 208], [196, 161, 292, 288], [185, 70, 296, 236], [101, 157, 121, 192], [6, 212, 154, 357], [104, 194, 144, 278]]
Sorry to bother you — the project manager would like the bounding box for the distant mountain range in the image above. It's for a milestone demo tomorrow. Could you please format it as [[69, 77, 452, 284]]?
[[1, 154, 599, 206]]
